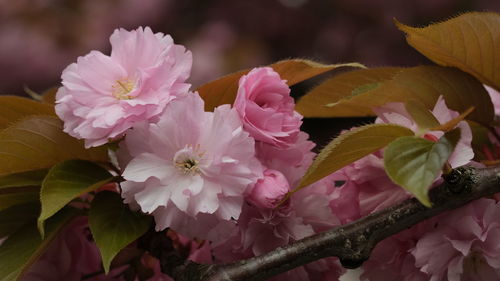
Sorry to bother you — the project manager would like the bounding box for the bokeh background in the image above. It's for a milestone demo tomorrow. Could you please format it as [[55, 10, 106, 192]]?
[[1, 0, 499, 146]]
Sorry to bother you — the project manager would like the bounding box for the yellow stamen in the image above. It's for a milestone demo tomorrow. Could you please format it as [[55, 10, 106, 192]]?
[[112, 78, 135, 100]]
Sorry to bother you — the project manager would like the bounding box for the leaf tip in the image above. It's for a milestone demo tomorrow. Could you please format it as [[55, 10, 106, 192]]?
[[37, 219, 46, 239], [102, 259, 112, 275], [417, 193, 432, 208], [393, 18, 412, 34]]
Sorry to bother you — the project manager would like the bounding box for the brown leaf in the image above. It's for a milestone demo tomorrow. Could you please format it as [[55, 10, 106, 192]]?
[[396, 12, 500, 91], [296, 67, 403, 117], [0, 116, 108, 176], [317, 66, 493, 126], [41, 88, 58, 105], [0, 96, 55, 129]]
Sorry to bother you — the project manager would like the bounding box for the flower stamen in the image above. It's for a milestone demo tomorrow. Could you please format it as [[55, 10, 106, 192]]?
[[175, 158, 200, 175], [112, 78, 135, 100], [173, 145, 205, 175]]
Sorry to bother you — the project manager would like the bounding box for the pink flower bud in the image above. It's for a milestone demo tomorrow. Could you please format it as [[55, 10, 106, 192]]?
[[248, 169, 290, 209]]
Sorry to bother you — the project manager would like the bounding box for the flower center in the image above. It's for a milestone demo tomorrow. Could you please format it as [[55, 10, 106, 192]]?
[[112, 78, 135, 100], [173, 145, 205, 175]]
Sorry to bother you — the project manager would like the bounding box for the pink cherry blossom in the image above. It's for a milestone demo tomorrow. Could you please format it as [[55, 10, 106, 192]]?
[[412, 198, 500, 281], [118, 93, 263, 240], [213, 177, 343, 281], [234, 67, 302, 148], [246, 169, 290, 209], [56, 27, 192, 148], [346, 151, 412, 216], [361, 219, 436, 281], [374, 96, 473, 168], [256, 131, 316, 188], [23, 217, 102, 281]]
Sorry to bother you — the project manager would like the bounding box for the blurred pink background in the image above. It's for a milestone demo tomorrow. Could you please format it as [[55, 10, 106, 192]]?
[[1, 0, 499, 96]]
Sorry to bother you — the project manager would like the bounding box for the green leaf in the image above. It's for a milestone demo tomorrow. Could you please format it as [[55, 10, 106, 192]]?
[[294, 123, 414, 192], [0, 186, 39, 211], [384, 128, 461, 207], [198, 59, 365, 111], [296, 67, 403, 117], [89, 191, 152, 273], [315, 66, 493, 126], [404, 99, 440, 132], [38, 160, 114, 236], [0, 203, 40, 237], [396, 12, 500, 91], [0, 96, 55, 130], [0, 208, 76, 281], [0, 170, 47, 190], [0, 116, 108, 176]]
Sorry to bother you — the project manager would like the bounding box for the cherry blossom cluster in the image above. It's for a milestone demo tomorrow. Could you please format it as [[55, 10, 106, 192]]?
[[32, 27, 500, 281]]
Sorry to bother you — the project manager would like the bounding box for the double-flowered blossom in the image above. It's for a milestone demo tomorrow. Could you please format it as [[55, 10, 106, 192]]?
[[56, 27, 192, 147], [413, 198, 500, 281], [235, 67, 303, 148], [118, 93, 263, 239]]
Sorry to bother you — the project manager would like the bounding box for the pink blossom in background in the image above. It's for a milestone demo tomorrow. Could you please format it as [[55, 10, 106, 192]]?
[[361, 219, 436, 281], [235, 67, 302, 148], [325, 96, 475, 218], [246, 169, 290, 209], [374, 96, 474, 168], [118, 93, 263, 240], [329, 151, 411, 220], [412, 198, 500, 281], [22, 217, 102, 281], [346, 151, 412, 216], [56, 27, 192, 148]]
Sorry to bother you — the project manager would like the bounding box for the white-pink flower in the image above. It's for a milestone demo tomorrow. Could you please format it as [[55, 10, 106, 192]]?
[[412, 198, 500, 281], [56, 27, 192, 148], [118, 93, 263, 239], [235, 67, 302, 148]]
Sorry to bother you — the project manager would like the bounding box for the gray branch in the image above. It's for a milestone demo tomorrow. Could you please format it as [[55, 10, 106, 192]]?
[[142, 166, 500, 281]]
